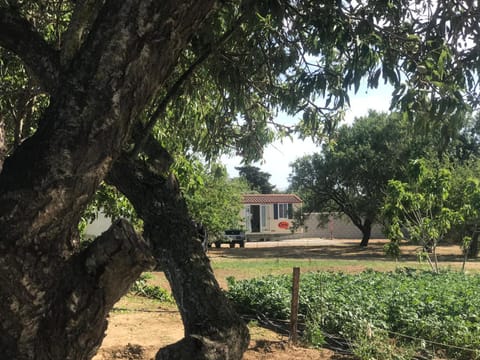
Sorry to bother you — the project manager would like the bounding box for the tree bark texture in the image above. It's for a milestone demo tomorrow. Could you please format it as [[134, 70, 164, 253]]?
[[108, 149, 250, 360], [0, 1, 215, 358], [359, 219, 372, 247], [0, 117, 6, 171]]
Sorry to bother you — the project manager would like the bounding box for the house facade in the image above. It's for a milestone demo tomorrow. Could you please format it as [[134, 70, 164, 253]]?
[[240, 194, 303, 238]]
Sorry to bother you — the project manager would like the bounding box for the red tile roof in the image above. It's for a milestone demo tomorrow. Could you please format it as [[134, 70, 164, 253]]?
[[242, 194, 302, 204]]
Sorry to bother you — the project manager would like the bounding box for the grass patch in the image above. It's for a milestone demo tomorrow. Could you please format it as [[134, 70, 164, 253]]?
[[114, 293, 177, 312], [211, 257, 433, 279]]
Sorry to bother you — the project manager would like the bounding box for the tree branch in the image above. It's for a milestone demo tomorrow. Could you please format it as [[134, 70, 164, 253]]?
[[36, 219, 154, 359], [60, 0, 106, 66], [0, 5, 60, 92], [76, 219, 154, 307], [0, 219, 154, 358], [130, 13, 245, 158]]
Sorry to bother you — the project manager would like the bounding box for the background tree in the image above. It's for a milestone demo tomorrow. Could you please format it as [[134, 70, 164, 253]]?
[[179, 161, 249, 240], [451, 112, 480, 163], [436, 158, 480, 259], [381, 112, 480, 262], [382, 159, 468, 272], [235, 165, 276, 194], [289, 111, 431, 246]]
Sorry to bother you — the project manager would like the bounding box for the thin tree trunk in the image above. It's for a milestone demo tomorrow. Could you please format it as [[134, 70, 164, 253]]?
[[108, 149, 250, 360], [344, 210, 373, 247], [432, 243, 439, 273], [468, 231, 480, 258], [462, 244, 468, 273], [425, 252, 435, 272]]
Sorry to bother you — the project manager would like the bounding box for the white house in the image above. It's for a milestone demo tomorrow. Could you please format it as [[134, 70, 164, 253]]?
[[240, 194, 303, 239]]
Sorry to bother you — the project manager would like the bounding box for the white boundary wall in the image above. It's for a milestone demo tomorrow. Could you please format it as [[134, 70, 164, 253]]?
[[301, 212, 385, 239]]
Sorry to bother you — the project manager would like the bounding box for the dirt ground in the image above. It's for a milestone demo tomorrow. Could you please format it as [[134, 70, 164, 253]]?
[[94, 307, 338, 360], [94, 238, 478, 360]]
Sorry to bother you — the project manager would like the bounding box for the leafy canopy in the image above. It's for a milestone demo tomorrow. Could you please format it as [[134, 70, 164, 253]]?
[[179, 161, 249, 238], [289, 111, 427, 242], [382, 158, 480, 269], [3, 1, 480, 157], [235, 165, 276, 194]]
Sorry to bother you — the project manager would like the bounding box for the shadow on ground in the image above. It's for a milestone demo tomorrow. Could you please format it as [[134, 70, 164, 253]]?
[[208, 238, 477, 265]]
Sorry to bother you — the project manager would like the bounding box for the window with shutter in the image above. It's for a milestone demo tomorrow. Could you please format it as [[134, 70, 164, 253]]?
[[274, 203, 292, 219]]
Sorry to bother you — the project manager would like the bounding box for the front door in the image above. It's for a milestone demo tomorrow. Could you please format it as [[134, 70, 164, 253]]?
[[250, 205, 260, 232]]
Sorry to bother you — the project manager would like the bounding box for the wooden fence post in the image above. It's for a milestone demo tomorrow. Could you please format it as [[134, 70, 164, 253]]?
[[290, 267, 300, 344]]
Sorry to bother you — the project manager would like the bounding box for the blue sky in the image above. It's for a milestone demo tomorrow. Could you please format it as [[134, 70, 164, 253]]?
[[221, 83, 393, 190]]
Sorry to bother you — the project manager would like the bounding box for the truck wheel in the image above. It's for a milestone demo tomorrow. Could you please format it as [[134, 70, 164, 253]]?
[[214, 241, 221, 248], [229, 242, 235, 248]]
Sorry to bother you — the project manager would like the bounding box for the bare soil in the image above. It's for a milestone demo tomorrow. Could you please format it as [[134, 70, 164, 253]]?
[[94, 238, 479, 360], [94, 308, 338, 360]]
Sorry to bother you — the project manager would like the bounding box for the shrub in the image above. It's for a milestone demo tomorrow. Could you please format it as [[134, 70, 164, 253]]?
[[131, 273, 174, 303]]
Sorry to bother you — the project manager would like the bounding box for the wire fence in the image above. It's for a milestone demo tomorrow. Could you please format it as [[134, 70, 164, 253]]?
[[375, 325, 479, 355], [241, 308, 479, 357]]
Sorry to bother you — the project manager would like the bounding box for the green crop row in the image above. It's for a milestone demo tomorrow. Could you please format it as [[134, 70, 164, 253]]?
[[226, 269, 480, 359]]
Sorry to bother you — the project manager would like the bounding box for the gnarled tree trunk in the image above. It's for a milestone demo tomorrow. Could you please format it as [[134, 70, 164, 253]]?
[[0, 1, 216, 358]]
